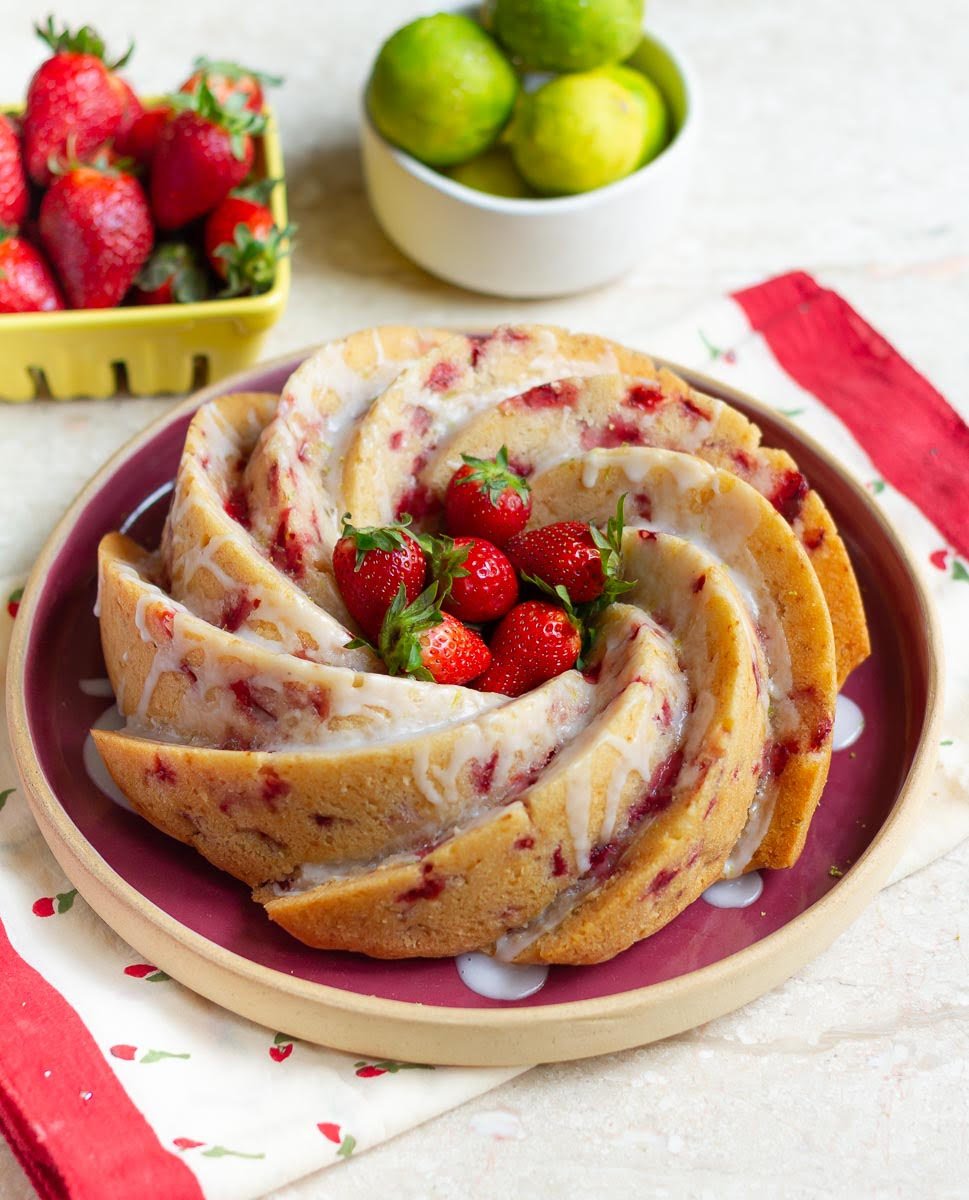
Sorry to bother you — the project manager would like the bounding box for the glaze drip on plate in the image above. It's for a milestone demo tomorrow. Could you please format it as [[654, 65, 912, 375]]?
[[79, 677, 115, 698], [833, 694, 865, 751], [456, 952, 549, 1000], [702, 871, 764, 909], [83, 704, 133, 811]]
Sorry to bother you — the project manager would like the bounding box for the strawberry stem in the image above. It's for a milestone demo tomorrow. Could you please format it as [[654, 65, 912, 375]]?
[[588, 494, 634, 608], [230, 177, 283, 205], [377, 583, 443, 681], [137, 243, 210, 303], [47, 147, 137, 178], [340, 513, 418, 570], [191, 57, 284, 87], [215, 220, 295, 298], [165, 80, 266, 157], [458, 446, 530, 506], [35, 17, 133, 70], [423, 534, 471, 600]]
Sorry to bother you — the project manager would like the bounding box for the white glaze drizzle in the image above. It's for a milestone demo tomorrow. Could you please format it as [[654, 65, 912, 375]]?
[[833, 694, 865, 751], [722, 776, 773, 879], [106, 557, 506, 750], [79, 677, 114, 697], [573, 449, 817, 881], [361, 332, 621, 521], [455, 952, 549, 1000], [119, 480, 175, 536], [83, 705, 133, 811], [564, 757, 594, 873], [702, 871, 763, 909], [494, 879, 596, 962], [576, 449, 800, 734], [536, 615, 686, 874]]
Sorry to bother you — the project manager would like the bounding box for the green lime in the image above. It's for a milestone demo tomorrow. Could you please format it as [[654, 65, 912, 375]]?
[[367, 14, 518, 167], [491, 0, 644, 71], [447, 146, 535, 197], [506, 73, 646, 195], [592, 64, 669, 166]]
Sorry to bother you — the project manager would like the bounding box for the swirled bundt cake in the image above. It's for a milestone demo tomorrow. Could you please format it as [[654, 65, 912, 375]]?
[[93, 324, 868, 965]]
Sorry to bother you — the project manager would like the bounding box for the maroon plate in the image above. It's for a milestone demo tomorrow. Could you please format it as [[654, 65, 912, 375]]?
[[7, 354, 940, 1066]]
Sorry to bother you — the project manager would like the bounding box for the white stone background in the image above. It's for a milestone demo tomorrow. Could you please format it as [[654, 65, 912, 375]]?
[[1, 0, 968, 1196]]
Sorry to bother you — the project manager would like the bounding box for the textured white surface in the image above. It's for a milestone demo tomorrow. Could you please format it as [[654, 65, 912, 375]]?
[[1, 0, 968, 1196]]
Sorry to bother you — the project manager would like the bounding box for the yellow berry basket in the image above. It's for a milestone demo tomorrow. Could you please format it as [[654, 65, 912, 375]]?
[[0, 105, 289, 403]]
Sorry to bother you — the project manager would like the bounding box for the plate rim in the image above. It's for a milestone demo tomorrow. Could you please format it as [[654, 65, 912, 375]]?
[[5, 346, 944, 1067]]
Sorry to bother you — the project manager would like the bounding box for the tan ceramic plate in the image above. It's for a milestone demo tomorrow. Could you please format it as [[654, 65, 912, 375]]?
[[6, 351, 942, 1066]]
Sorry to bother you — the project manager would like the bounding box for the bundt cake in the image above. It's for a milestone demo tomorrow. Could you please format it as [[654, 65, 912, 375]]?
[[93, 323, 868, 965]]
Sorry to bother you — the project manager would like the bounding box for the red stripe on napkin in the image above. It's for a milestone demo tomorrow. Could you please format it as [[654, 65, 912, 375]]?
[[0, 919, 202, 1200], [733, 271, 969, 559]]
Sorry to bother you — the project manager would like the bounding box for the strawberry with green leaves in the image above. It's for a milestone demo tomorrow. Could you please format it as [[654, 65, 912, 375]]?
[[39, 158, 152, 308], [428, 535, 519, 625], [365, 584, 491, 686], [444, 446, 531, 546], [150, 81, 266, 230], [0, 227, 64, 313], [333, 515, 427, 641], [22, 18, 134, 186], [132, 242, 209, 305], [475, 600, 581, 697], [180, 58, 283, 114], [506, 495, 631, 607], [0, 116, 29, 228], [204, 191, 293, 296]]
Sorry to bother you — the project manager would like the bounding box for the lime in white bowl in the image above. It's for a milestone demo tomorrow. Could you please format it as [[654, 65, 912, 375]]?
[[360, 23, 698, 298]]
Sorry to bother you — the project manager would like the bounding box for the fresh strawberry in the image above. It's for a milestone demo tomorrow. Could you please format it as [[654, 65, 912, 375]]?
[[0, 116, 29, 228], [429, 535, 518, 624], [506, 496, 631, 606], [0, 228, 64, 313], [180, 58, 283, 114], [22, 19, 133, 186], [444, 447, 532, 545], [367, 584, 491, 686], [203, 194, 292, 295], [131, 242, 209, 305], [150, 81, 265, 231], [506, 521, 601, 603], [39, 160, 153, 308], [476, 601, 581, 697], [115, 105, 170, 168], [333, 516, 427, 640]]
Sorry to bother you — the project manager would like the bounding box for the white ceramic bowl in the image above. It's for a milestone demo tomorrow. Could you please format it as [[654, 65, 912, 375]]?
[[360, 29, 699, 299]]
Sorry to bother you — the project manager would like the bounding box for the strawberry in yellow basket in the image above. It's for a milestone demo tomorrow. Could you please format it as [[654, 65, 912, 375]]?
[[203, 189, 292, 296], [0, 228, 64, 313], [39, 158, 153, 308], [22, 18, 134, 185], [179, 57, 282, 114], [0, 116, 29, 227], [150, 81, 265, 230]]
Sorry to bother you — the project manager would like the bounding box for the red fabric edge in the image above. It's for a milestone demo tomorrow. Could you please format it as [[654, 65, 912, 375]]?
[[0, 918, 203, 1200], [733, 271, 969, 560]]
